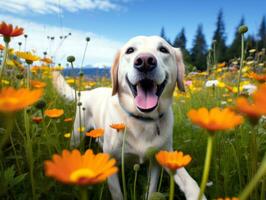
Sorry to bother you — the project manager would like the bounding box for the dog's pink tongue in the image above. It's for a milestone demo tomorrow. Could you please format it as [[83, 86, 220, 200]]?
[[135, 85, 158, 110]]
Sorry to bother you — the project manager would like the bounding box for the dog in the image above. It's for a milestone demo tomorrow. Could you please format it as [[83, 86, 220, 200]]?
[[53, 36, 205, 200]]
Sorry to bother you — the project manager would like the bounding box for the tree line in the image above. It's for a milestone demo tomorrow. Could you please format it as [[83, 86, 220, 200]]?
[[160, 10, 266, 71]]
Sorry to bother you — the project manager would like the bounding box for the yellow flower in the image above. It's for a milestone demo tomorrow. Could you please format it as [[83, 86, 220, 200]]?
[[44, 149, 118, 185], [66, 79, 75, 84], [78, 127, 85, 132], [0, 87, 43, 112], [16, 51, 39, 62], [64, 133, 71, 138]]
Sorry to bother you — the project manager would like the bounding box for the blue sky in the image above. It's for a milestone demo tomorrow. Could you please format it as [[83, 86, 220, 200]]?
[[0, 0, 265, 66]]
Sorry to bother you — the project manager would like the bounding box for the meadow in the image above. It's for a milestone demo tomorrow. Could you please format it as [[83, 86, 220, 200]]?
[[0, 21, 265, 200]]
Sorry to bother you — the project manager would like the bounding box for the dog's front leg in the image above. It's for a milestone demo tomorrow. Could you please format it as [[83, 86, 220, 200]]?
[[174, 168, 207, 200], [147, 163, 160, 199], [107, 173, 123, 200]]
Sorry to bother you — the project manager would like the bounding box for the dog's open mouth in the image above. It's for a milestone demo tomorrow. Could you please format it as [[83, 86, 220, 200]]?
[[126, 75, 168, 112]]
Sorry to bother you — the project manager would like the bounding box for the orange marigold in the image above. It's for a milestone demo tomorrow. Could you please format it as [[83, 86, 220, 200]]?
[[216, 198, 239, 200], [44, 109, 64, 118], [86, 129, 104, 138], [44, 149, 118, 185], [64, 117, 73, 122], [236, 84, 266, 118], [0, 21, 23, 37], [187, 107, 243, 132], [248, 72, 266, 82], [0, 43, 4, 50], [0, 87, 43, 112], [110, 123, 126, 131], [40, 57, 53, 64], [30, 80, 47, 89], [155, 150, 192, 171], [32, 116, 43, 124]]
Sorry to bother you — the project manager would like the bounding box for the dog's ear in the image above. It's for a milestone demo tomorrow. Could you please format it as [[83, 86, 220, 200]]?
[[111, 51, 120, 96], [174, 48, 185, 92]]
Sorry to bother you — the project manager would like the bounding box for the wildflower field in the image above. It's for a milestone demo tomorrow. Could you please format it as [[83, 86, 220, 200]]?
[[0, 21, 266, 200]]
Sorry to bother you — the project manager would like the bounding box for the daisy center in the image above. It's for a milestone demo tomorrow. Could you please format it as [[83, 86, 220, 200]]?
[[70, 168, 96, 182]]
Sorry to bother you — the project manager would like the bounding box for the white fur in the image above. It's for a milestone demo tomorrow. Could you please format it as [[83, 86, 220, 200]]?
[[53, 36, 206, 200]]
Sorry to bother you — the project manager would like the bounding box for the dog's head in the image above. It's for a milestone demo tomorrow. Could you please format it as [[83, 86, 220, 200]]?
[[111, 36, 185, 115]]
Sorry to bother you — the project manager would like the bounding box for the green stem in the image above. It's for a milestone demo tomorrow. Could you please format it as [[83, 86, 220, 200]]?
[[121, 128, 127, 200], [169, 172, 175, 200], [24, 110, 36, 200], [239, 154, 266, 200], [99, 183, 104, 200], [9, 130, 21, 173], [157, 167, 164, 192], [198, 135, 214, 200], [80, 186, 88, 200], [88, 137, 92, 149], [237, 34, 245, 96], [260, 178, 265, 200], [0, 114, 13, 150], [133, 169, 138, 200], [0, 41, 9, 86]]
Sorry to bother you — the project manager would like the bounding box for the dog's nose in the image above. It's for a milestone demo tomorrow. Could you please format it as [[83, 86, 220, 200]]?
[[134, 53, 157, 72]]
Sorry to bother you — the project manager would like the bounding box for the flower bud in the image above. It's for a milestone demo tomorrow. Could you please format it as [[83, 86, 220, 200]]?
[[133, 164, 140, 172], [67, 55, 75, 63], [238, 25, 248, 34]]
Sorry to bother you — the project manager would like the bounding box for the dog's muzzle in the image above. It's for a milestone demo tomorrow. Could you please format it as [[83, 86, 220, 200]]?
[[126, 73, 168, 113]]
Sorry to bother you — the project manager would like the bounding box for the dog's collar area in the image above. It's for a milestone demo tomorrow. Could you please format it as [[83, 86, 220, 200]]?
[[119, 101, 164, 122]]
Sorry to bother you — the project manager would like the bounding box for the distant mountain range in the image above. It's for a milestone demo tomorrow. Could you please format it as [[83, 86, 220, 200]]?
[[63, 67, 111, 78]]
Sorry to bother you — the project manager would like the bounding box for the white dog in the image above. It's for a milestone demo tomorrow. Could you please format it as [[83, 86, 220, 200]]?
[[53, 36, 205, 200]]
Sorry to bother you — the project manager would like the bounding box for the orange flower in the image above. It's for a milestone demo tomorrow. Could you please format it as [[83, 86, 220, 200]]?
[[64, 117, 73, 122], [44, 149, 118, 185], [248, 72, 266, 82], [30, 80, 47, 89], [0, 21, 24, 37], [0, 43, 4, 50], [236, 84, 266, 118], [155, 150, 192, 171], [32, 116, 43, 124], [216, 198, 239, 200], [44, 109, 64, 118], [217, 62, 226, 68], [0, 87, 43, 112], [40, 57, 53, 64], [187, 107, 243, 132], [86, 129, 104, 138], [110, 123, 126, 131]]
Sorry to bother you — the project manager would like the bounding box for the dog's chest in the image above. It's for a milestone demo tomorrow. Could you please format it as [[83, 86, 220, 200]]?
[[125, 122, 166, 163]]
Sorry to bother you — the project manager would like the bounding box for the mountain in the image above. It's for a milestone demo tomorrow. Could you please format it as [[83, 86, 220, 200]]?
[[63, 67, 111, 78]]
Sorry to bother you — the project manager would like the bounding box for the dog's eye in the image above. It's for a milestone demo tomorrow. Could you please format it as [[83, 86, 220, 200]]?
[[159, 46, 169, 54], [126, 47, 135, 54]]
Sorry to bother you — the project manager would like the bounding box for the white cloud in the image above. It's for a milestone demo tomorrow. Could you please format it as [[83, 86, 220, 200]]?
[[0, 0, 120, 14], [0, 15, 123, 67]]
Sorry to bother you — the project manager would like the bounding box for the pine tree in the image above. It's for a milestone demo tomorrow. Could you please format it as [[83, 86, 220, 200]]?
[[212, 9, 227, 62], [159, 27, 171, 44], [246, 34, 256, 51], [173, 28, 190, 63], [227, 17, 245, 58], [257, 16, 266, 50], [191, 24, 207, 71]]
